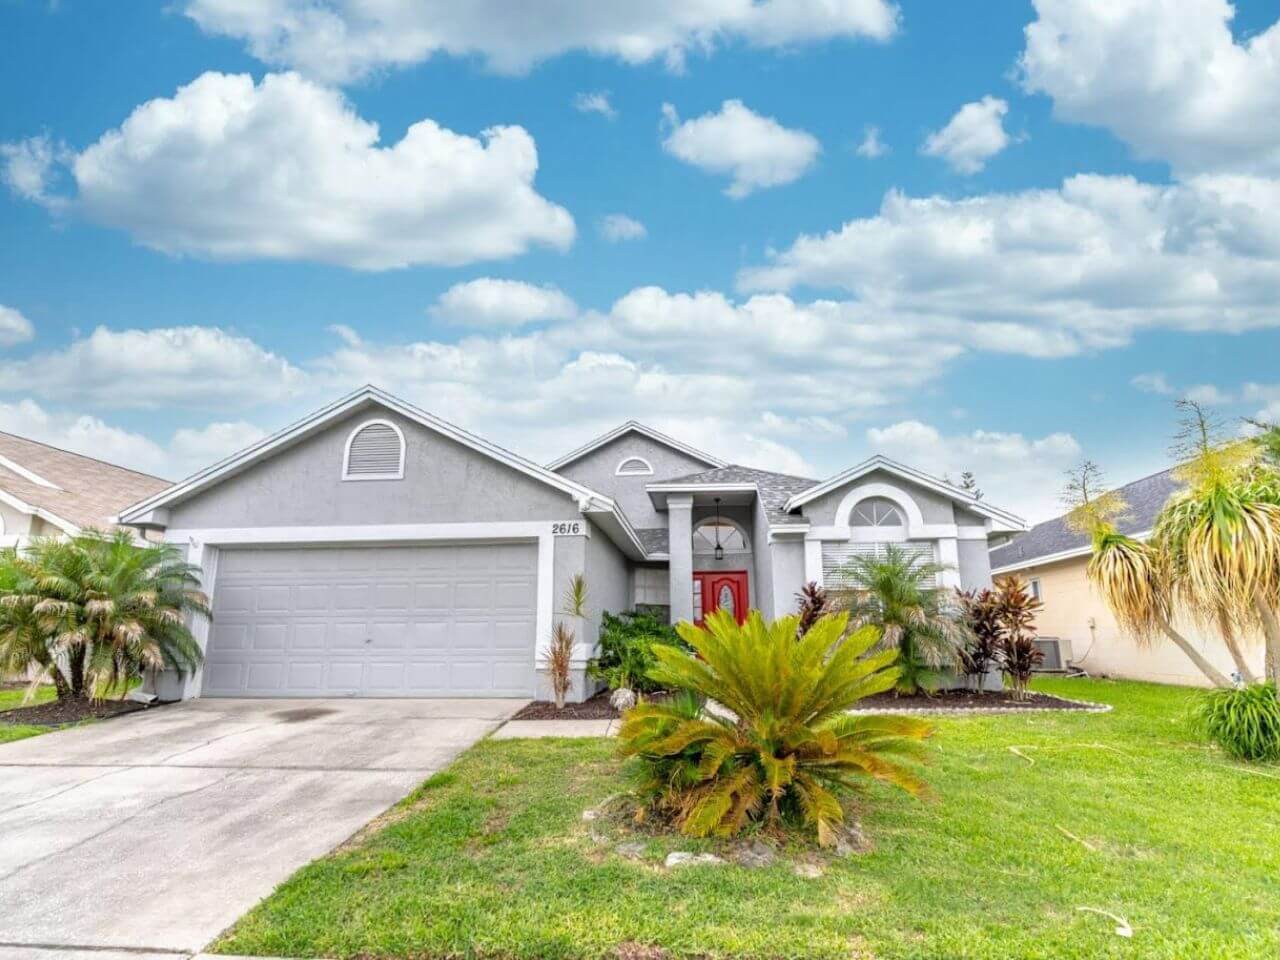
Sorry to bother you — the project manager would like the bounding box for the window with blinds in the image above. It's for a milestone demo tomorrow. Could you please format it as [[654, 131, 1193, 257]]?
[[343, 421, 405, 480], [821, 541, 937, 590]]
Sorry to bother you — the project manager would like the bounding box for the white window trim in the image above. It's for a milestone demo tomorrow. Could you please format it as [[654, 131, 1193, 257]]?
[[341, 418, 406, 482], [615, 456, 654, 477], [163, 521, 569, 699]]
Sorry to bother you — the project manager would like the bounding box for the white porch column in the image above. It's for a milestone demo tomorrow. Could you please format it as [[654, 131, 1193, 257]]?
[[936, 536, 961, 589], [803, 537, 824, 587], [667, 495, 694, 624]]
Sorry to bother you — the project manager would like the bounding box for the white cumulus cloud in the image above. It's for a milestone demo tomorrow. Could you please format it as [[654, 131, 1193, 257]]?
[[6, 72, 574, 271], [598, 214, 647, 242], [574, 91, 617, 119], [1020, 0, 1280, 177], [184, 0, 899, 83], [0, 326, 305, 410], [855, 125, 888, 158], [0, 305, 35, 347], [739, 174, 1280, 352], [428, 279, 577, 327], [661, 100, 821, 198], [921, 96, 1011, 174]]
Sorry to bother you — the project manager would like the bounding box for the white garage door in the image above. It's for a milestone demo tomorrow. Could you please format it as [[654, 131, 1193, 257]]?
[[203, 543, 538, 698]]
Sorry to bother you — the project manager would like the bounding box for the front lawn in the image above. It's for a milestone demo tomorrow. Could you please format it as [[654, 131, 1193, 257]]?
[[217, 679, 1280, 959], [0, 683, 56, 744]]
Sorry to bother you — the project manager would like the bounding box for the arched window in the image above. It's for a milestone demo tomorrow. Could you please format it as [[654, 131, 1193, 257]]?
[[615, 456, 654, 476], [342, 419, 406, 481], [850, 497, 905, 528], [692, 518, 749, 553]]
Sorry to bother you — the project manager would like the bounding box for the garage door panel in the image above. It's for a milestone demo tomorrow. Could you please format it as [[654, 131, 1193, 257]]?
[[205, 543, 537, 697]]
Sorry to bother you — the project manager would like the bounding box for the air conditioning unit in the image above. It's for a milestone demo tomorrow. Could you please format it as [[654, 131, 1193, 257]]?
[[1033, 636, 1073, 673]]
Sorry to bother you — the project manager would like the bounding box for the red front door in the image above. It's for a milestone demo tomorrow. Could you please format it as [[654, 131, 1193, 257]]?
[[693, 571, 748, 625]]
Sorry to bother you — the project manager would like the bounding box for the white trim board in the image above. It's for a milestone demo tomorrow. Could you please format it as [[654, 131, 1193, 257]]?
[[547, 420, 726, 471]]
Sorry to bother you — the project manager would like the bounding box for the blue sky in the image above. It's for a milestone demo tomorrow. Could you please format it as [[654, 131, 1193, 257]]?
[[2, 0, 1279, 520]]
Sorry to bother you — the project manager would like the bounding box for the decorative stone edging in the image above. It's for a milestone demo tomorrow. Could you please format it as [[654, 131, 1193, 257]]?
[[847, 691, 1112, 716]]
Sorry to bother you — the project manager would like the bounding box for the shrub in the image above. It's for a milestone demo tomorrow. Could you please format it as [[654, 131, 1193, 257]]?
[[955, 587, 1002, 690], [618, 610, 934, 846], [547, 621, 575, 710], [1193, 683, 1280, 762], [994, 577, 1043, 700], [794, 581, 830, 638], [588, 610, 682, 694], [836, 544, 966, 695], [0, 531, 207, 701]]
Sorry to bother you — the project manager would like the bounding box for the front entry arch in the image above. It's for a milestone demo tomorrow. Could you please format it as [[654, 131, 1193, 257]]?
[[693, 570, 748, 625]]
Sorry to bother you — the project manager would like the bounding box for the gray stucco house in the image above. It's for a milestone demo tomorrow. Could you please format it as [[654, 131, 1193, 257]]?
[[119, 386, 1026, 702]]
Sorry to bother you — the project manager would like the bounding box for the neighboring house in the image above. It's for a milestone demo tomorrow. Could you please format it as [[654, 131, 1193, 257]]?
[[990, 467, 1265, 687], [0, 431, 170, 548], [118, 386, 1025, 702]]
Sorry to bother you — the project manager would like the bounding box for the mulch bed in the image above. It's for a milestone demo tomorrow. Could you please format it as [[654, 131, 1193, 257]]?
[[0, 696, 153, 728], [854, 689, 1095, 711], [513, 692, 621, 720]]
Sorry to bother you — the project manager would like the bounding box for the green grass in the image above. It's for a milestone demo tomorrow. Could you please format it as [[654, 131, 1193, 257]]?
[[216, 679, 1280, 960], [0, 684, 56, 744]]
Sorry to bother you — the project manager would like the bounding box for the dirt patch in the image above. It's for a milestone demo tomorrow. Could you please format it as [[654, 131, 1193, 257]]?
[[854, 689, 1096, 711], [0, 696, 153, 728]]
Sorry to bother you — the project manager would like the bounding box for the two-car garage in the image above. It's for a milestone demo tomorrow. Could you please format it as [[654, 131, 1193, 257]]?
[[201, 542, 540, 698]]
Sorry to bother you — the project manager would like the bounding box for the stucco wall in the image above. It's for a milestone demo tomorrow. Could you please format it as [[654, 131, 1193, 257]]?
[[165, 406, 580, 530], [998, 556, 1263, 687], [584, 519, 630, 643], [957, 539, 993, 591], [750, 497, 776, 618], [800, 469, 956, 526], [768, 538, 807, 620], [0, 501, 33, 538], [554, 432, 715, 530]]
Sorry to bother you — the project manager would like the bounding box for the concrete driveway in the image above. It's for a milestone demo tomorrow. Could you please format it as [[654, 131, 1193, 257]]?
[[0, 697, 524, 957]]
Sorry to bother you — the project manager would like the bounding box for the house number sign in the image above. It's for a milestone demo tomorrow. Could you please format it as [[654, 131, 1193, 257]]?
[[552, 520, 585, 536]]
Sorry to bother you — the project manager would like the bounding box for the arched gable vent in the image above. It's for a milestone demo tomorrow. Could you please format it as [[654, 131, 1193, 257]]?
[[616, 456, 654, 476], [343, 419, 406, 480]]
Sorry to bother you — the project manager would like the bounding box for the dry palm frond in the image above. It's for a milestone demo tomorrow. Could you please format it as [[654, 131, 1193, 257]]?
[[547, 621, 575, 709], [1086, 532, 1168, 644]]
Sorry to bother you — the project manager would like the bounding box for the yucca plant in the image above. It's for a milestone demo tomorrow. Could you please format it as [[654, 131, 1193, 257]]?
[[836, 545, 967, 694], [618, 609, 934, 846], [0, 531, 208, 701], [1192, 683, 1280, 763]]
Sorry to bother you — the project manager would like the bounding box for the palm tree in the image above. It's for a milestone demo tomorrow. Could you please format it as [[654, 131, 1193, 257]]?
[[0, 530, 209, 701], [836, 544, 967, 694], [1070, 403, 1280, 692]]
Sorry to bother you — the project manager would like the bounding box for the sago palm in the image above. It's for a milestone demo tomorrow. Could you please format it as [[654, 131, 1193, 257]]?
[[2, 531, 209, 700], [836, 544, 967, 694], [618, 610, 934, 846]]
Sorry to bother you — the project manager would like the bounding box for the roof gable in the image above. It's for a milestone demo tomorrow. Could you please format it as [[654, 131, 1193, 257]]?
[[547, 421, 725, 472], [783, 455, 1026, 531], [648, 464, 818, 525], [119, 386, 611, 524]]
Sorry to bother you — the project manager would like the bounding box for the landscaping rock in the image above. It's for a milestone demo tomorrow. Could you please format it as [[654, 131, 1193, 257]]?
[[793, 862, 825, 879], [582, 808, 600, 821], [733, 840, 777, 868], [664, 851, 725, 868], [616, 840, 647, 859]]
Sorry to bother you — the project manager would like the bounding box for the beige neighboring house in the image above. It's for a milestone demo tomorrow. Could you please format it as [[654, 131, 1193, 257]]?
[[990, 467, 1265, 687], [0, 430, 171, 549]]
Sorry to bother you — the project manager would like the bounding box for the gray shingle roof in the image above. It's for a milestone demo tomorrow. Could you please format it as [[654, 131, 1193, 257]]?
[[659, 464, 818, 525], [635, 528, 669, 553], [989, 466, 1183, 570], [0, 431, 171, 533]]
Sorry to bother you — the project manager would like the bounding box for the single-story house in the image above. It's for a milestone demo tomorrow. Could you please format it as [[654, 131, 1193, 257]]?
[[990, 467, 1265, 686], [0, 430, 170, 549], [119, 386, 1026, 702]]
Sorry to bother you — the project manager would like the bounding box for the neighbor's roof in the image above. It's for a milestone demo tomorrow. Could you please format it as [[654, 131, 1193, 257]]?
[[0, 431, 170, 534], [547, 420, 726, 472], [651, 464, 820, 525], [989, 466, 1182, 573]]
